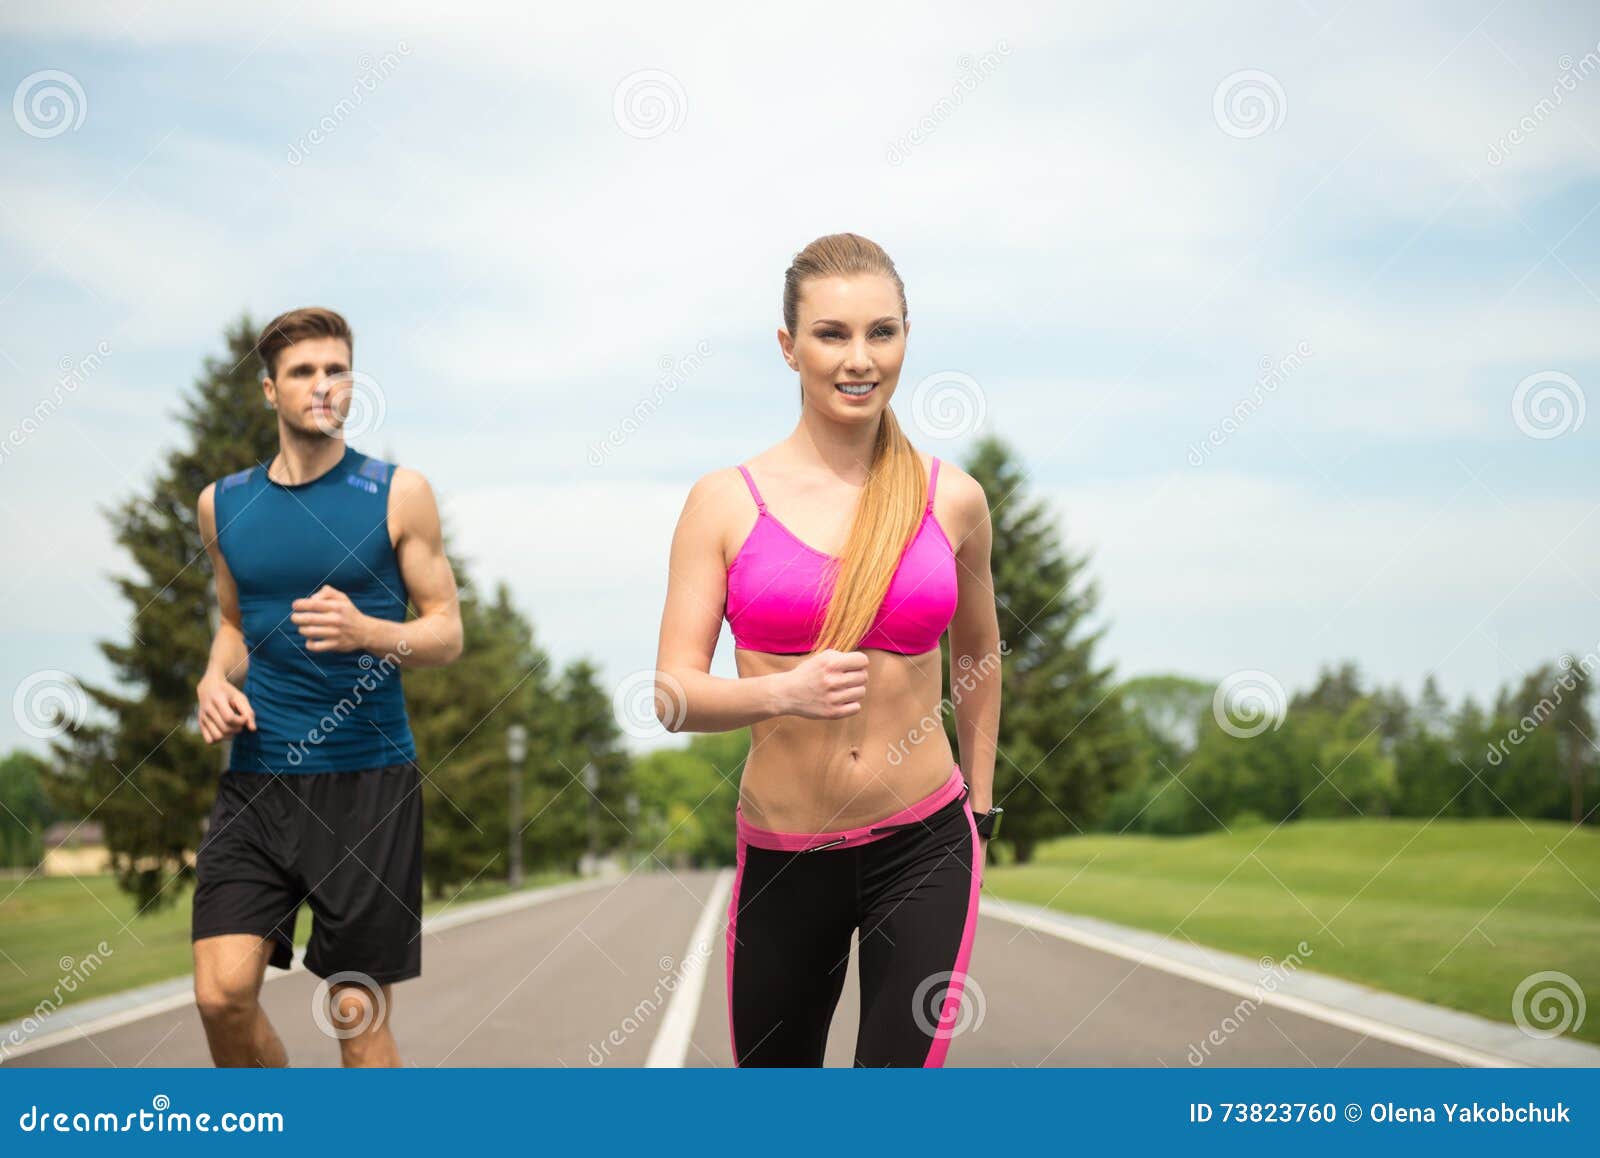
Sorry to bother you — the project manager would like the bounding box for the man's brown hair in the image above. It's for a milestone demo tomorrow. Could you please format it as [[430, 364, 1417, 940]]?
[[256, 307, 353, 379]]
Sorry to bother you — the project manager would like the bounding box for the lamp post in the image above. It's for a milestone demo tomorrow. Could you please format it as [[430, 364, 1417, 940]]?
[[582, 761, 598, 875], [506, 724, 527, 888], [625, 792, 639, 868]]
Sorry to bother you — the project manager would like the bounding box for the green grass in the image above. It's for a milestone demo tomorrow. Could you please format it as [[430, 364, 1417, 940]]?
[[0, 870, 576, 1025], [985, 817, 1600, 1045]]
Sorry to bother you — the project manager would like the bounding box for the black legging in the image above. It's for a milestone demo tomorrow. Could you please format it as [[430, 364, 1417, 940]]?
[[724, 766, 981, 1067]]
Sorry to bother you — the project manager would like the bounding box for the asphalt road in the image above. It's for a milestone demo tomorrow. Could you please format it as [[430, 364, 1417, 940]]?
[[9, 869, 1454, 1068]]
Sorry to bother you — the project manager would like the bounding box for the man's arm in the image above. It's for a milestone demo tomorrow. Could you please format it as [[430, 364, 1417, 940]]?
[[291, 467, 463, 668], [196, 483, 257, 743]]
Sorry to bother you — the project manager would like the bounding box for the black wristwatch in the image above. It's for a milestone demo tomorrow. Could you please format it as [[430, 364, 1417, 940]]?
[[972, 805, 1003, 841]]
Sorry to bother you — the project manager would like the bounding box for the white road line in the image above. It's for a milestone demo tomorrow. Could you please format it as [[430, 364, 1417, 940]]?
[[981, 897, 1525, 1069], [645, 868, 732, 1068], [0, 875, 618, 1062]]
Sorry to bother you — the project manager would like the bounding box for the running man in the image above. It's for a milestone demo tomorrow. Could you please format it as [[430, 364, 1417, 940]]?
[[191, 306, 462, 1066]]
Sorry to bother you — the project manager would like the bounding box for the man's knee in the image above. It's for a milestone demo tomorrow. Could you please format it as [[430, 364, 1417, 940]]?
[[193, 938, 269, 1026], [327, 981, 391, 1040], [194, 975, 260, 1025]]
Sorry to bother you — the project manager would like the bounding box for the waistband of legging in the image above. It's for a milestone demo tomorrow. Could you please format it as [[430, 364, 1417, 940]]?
[[735, 763, 967, 853]]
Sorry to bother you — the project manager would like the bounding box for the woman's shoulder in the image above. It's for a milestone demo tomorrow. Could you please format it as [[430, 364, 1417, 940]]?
[[921, 452, 988, 538]]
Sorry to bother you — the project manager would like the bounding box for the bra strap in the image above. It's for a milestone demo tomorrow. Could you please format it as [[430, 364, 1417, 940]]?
[[926, 456, 940, 512], [736, 464, 767, 513]]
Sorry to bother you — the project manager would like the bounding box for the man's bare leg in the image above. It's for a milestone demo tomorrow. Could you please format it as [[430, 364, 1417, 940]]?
[[193, 935, 287, 1067], [327, 978, 400, 1067]]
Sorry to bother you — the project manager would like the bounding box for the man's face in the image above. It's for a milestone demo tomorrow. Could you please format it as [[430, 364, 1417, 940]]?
[[265, 336, 353, 436]]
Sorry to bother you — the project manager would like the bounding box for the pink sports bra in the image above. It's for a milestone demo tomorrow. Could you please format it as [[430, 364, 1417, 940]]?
[[725, 457, 959, 655]]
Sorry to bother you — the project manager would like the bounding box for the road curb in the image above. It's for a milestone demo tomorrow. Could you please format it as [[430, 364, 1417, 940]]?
[[0, 875, 618, 1063], [980, 894, 1600, 1068]]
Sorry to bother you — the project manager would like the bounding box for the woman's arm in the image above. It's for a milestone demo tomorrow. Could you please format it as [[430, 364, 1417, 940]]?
[[653, 471, 866, 733], [944, 468, 1002, 816], [654, 472, 791, 732]]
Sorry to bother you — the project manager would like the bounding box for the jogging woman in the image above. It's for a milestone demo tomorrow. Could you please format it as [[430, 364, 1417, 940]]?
[[653, 232, 1003, 1067]]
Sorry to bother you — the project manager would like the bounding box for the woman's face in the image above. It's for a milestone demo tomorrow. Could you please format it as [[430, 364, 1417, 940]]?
[[780, 274, 909, 422]]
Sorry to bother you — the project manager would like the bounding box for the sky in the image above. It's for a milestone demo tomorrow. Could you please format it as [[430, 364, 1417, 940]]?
[[1, 0, 1597, 757]]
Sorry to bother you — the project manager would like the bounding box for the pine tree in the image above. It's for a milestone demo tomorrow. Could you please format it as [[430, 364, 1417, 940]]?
[[956, 437, 1139, 862], [47, 315, 278, 909], [404, 577, 555, 897], [0, 750, 55, 868], [534, 659, 631, 872]]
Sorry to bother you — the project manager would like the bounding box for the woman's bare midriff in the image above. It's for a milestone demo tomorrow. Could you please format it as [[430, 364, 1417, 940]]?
[[734, 644, 956, 833]]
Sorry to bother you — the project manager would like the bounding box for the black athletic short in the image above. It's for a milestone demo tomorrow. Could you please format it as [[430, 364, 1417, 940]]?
[[191, 760, 423, 985]]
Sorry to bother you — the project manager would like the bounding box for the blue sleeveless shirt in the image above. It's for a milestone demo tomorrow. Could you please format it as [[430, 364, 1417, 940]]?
[[212, 444, 417, 774]]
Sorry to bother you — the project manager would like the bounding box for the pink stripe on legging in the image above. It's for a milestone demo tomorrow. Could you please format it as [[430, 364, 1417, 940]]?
[[922, 794, 982, 1068], [725, 831, 746, 1066]]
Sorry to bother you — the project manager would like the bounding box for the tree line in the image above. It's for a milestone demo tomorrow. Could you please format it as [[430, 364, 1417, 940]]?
[[5, 316, 1589, 906]]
